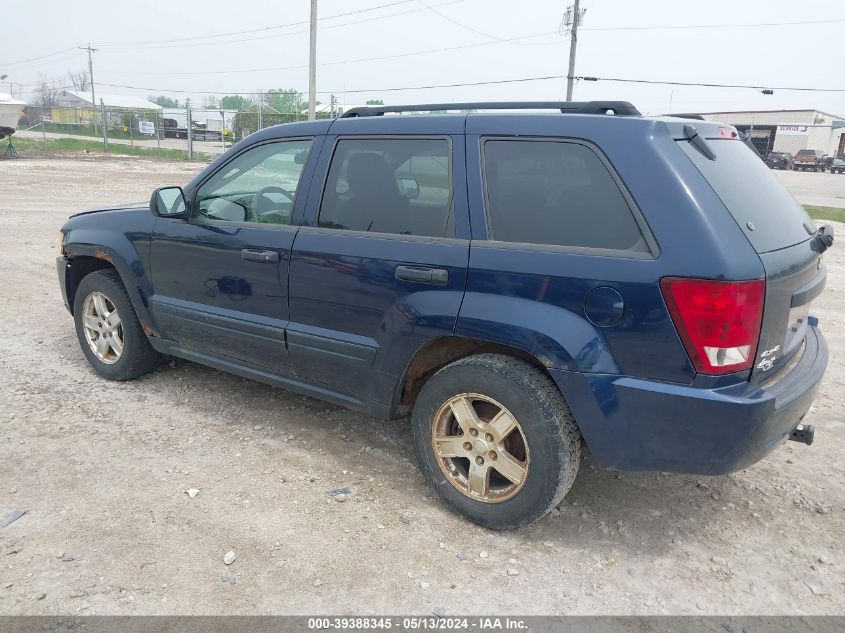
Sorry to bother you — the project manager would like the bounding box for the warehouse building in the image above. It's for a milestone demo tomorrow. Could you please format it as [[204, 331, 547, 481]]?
[[690, 109, 845, 157], [52, 91, 162, 126]]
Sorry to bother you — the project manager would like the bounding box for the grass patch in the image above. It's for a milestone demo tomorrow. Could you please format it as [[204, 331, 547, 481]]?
[[6, 136, 211, 162], [38, 123, 136, 140], [804, 206, 845, 223]]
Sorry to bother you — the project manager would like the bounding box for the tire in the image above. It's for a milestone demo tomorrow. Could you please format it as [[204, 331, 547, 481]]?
[[411, 354, 581, 529], [73, 269, 160, 380]]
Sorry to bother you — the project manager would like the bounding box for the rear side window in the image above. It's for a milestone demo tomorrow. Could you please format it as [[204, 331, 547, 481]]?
[[482, 139, 649, 253], [678, 139, 812, 253], [318, 138, 453, 238]]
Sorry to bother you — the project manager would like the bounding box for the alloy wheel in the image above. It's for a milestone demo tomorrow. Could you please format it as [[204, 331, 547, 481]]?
[[431, 393, 530, 503], [81, 292, 124, 364]]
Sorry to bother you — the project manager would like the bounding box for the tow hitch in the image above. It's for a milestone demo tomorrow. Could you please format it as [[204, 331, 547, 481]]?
[[789, 424, 815, 445]]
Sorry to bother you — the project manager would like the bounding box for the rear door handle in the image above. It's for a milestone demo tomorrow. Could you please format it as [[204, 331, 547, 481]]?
[[395, 265, 449, 285], [241, 249, 280, 263]]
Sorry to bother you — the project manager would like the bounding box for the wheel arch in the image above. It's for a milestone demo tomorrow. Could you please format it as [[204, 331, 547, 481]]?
[[394, 335, 559, 417], [63, 239, 158, 337], [64, 255, 115, 315]]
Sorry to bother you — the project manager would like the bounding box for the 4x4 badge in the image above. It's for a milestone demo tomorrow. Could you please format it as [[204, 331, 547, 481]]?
[[757, 345, 781, 371]]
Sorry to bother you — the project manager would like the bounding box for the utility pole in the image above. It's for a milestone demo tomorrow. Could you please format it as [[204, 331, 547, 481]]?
[[186, 98, 193, 161], [79, 44, 98, 131], [564, 0, 583, 101], [100, 99, 109, 152], [308, 0, 317, 120]]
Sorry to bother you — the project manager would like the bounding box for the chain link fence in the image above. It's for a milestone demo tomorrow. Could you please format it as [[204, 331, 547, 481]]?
[[8, 102, 845, 217], [13, 102, 338, 162]]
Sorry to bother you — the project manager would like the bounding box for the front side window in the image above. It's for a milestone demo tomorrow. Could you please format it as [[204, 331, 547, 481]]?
[[482, 139, 648, 253], [195, 139, 313, 225], [318, 138, 452, 238]]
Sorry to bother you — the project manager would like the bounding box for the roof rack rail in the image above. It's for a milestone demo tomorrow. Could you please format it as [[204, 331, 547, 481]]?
[[339, 101, 641, 118]]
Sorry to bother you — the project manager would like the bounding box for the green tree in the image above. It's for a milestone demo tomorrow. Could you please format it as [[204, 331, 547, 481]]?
[[265, 88, 306, 114], [150, 95, 180, 108], [220, 95, 253, 110], [366, 99, 384, 105]]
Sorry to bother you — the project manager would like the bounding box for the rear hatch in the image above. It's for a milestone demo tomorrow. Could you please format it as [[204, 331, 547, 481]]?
[[675, 125, 826, 383]]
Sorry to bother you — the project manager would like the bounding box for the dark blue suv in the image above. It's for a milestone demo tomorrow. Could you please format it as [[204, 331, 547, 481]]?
[[57, 101, 830, 529]]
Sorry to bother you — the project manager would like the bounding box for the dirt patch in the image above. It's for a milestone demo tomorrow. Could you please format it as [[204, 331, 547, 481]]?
[[1, 159, 844, 615]]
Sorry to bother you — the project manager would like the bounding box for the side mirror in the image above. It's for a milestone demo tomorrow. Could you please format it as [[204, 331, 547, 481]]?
[[151, 186, 188, 218], [397, 178, 420, 200]]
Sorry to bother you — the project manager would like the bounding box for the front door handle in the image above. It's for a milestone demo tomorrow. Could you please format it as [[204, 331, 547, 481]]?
[[241, 249, 280, 263], [395, 265, 449, 285]]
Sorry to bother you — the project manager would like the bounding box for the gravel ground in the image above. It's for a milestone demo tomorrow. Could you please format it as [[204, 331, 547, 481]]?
[[1, 157, 844, 616]]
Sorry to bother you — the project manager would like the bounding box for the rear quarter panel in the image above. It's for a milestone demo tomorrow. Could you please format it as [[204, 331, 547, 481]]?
[[461, 114, 765, 379], [459, 115, 768, 458]]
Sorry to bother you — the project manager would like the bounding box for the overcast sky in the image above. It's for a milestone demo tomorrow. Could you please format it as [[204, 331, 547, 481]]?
[[4, 0, 845, 115]]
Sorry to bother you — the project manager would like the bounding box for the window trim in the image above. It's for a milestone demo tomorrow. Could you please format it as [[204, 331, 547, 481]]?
[[190, 136, 315, 227], [315, 134, 455, 239], [479, 136, 660, 258]]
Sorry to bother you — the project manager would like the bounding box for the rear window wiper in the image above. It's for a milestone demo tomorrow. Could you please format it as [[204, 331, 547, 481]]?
[[683, 124, 716, 161]]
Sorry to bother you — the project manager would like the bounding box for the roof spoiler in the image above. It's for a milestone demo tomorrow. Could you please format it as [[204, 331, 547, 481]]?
[[340, 101, 641, 118]]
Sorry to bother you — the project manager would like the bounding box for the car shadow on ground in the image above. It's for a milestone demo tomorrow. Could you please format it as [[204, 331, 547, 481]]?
[[127, 357, 740, 552]]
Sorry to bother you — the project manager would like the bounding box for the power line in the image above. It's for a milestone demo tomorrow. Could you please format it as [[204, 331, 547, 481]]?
[[92, 0, 420, 47], [89, 73, 845, 99], [3, 51, 82, 74], [414, 0, 549, 46], [94, 30, 560, 77], [3, 47, 79, 68], [575, 75, 845, 92], [581, 16, 845, 31], [93, 0, 466, 51], [95, 76, 565, 96]]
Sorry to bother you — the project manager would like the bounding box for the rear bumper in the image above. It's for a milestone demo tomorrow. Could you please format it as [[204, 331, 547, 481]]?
[[551, 323, 828, 475], [56, 256, 71, 313]]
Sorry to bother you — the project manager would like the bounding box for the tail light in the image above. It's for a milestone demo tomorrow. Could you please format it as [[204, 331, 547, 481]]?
[[660, 278, 765, 375]]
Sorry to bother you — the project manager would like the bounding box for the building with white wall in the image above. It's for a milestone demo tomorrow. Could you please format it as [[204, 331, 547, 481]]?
[[689, 109, 845, 157]]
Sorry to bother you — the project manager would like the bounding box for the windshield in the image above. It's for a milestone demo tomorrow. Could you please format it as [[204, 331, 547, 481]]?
[[678, 139, 812, 253]]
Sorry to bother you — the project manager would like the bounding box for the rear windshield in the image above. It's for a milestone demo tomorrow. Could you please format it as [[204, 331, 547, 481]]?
[[796, 150, 816, 156], [678, 139, 812, 253]]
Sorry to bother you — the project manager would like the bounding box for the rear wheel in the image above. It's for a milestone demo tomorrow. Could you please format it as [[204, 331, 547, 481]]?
[[411, 354, 581, 529], [73, 269, 160, 380]]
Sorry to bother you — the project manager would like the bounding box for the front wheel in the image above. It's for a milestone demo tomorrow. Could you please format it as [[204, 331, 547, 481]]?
[[411, 354, 581, 529], [73, 269, 161, 380]]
